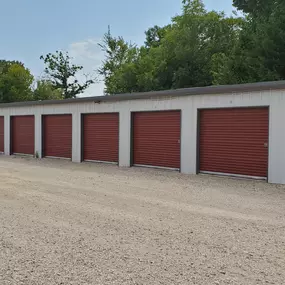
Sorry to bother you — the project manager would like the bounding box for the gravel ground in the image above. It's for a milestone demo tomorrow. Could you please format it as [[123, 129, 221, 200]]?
[[0, 156, 285, 285]]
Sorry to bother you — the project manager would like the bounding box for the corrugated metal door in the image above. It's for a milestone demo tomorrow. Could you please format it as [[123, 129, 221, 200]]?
[[133, 111, 181, 169], [0, 116, 4, 153], [83, 113, 119, 163], [43, 115, 72, 159], [11, 115, 35, 155], [199, 107, 269, 178]]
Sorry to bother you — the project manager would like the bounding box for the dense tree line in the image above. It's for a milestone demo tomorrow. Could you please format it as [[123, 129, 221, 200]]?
[[1, 0, 285, 102], [99, 0, 285, 94], [0, 52, 94, 103]]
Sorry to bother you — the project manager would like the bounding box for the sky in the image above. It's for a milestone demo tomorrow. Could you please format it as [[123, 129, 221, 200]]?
[[0, 0, 235, 97]]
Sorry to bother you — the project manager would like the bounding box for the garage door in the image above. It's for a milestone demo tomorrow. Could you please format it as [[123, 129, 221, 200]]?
[[11, 115, 35, 155], [43, 115, 72, 159], [83, 113, 119, 163], [199, 107, 269, 178], [132, 111, 181, 169], [0, 116, 4, 153]]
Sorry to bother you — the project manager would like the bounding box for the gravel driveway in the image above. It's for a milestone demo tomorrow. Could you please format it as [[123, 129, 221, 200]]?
[[0, 156, 285, 285]]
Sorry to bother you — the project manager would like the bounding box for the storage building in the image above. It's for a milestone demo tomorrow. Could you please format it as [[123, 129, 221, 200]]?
[[0, 81, 285, 184]]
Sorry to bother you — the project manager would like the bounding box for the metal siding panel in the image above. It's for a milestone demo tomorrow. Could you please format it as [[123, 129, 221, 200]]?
[[43, 115, 72, 158], [199, 107, 269, 177], [11, 115, 35, 155], [0, 116, 4, 152], [133, 111, 181, 169], [83, 113, 119, 163]]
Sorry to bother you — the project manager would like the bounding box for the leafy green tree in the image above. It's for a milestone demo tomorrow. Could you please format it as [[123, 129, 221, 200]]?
[[144, 25, 170, 49], [40, 51, 95, 99], [99, 0, 285, 93], [213, 0, 285, 85], [98, 27, 138, 94], [165, 0, 243, 88], [0, 62, 34, 103], [99, 0, 243, 94], [233, 0, 272, 15], [0, 60, 24, 74], [33, 80, 63, 101]]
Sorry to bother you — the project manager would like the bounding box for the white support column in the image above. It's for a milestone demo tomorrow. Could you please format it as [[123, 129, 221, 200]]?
[[268, 103, 285, 184], [4, 114, 10, 155], [72, 112, 81, 163], [34, 113, 42, 158], [119, 110, 131, 167], [180, 104, 197, 174]]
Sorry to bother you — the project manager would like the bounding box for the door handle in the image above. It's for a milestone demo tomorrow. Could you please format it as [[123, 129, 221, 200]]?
[[264, 143, 268, 148]]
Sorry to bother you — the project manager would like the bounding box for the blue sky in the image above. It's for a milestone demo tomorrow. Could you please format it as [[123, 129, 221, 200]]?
[[0, 0, 235, 96]]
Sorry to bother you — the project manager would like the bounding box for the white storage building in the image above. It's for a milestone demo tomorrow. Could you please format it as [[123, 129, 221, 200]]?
[[1, 81, 285, 184]]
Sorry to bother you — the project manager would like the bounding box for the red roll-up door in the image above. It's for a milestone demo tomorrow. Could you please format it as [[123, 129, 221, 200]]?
[[83, 113, 119, 163], [199, 107, 269, 178], [43, 115, 72, 159], [11, 115, 35, 155], [0, 116, 4, 153], [133, 111, 181, 169]]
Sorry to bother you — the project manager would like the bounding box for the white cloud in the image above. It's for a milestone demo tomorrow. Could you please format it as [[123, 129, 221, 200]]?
[[68, 38, 105, 97]]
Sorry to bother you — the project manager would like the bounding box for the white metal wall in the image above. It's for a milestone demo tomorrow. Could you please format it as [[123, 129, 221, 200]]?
[[1, 89, 285, 184]]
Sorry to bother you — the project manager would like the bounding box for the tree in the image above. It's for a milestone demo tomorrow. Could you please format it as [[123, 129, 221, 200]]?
[[0, 60, 24, 74], [40, 51, 95, 99], [0, 62, 34, 103], [164, 0, 243, 89], [99, 0, 243, 94], [33, 80, 63, 101], [99, 0, 285, 93], [213, 0, 285, 85], [233, 0, 273, 15], [144, 25, 170, 49], [98, 27, 138, 94]]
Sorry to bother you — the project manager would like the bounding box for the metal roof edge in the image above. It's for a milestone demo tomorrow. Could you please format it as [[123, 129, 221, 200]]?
[[0, 80, 285, 109]]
